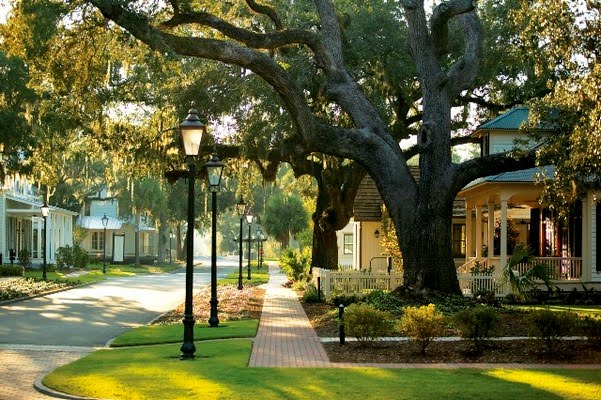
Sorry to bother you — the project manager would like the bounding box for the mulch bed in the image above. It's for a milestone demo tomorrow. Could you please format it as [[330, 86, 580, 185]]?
[[153, 284, 265, 324], [303, 302, 601, 364]]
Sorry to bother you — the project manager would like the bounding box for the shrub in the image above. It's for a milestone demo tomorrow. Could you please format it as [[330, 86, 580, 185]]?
[[279, 247, 310, 282], [528, 309, 578, 350], [329, 290, 361, 308], [17, 249, 31, 269], [453, 306, 498, 349], [344, 303, 394, 344], [301, 284, 322, 303], [0, 265, 24, 277], [56, 245, 89, 270], [364, 290, 406, 317], [398, 304, 445, 355], [580, 316, 601, 348]]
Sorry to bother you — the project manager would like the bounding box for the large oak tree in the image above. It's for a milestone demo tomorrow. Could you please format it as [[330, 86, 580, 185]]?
[[79, 0, 546, 294]]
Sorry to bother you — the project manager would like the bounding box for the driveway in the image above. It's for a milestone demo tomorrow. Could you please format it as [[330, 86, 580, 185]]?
[[0, 256, 238, 399]]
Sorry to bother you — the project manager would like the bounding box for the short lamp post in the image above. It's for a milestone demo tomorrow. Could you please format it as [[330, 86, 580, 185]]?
[[236, 196, 247, 290], [179, 103, 206, 360], [101, 214, 109, 274], [205, 153, 224, 328], [40, 202, 50, 281], [246, 207, 254, 280]]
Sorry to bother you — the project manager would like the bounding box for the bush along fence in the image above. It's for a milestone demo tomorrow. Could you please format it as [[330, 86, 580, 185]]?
[[312, 268, 404, 300]]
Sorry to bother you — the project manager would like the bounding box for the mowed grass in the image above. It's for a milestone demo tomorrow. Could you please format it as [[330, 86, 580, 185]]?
[[512, 305, 601, 317], [219, 264, 270, 286], [44, 340, 601, 400], [110, 319, 258, 347]]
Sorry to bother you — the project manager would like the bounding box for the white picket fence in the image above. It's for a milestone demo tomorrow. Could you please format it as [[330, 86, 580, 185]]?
[[457, 273, 511, 297], [312, 268, 403, 299]]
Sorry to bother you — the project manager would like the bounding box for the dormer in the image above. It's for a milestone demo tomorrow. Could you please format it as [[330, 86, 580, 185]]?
[[470, 107, 550, 157]]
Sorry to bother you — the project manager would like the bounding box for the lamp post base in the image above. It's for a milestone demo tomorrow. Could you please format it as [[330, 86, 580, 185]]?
[[209, 298, 219, 327], [180, 316, 196, 359]]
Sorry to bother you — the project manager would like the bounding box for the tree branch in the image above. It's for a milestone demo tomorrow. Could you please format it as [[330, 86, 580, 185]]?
[[160, 12, 318, 50], [430, 0, 477, 58], [245, 0, 283, 30], [446, 11, 482, 98], [403, 134, 478, 160]]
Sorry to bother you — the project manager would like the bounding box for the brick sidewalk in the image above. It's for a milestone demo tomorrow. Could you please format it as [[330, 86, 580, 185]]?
[[248, 265, 330, 367], [0, 345, 94, 400]]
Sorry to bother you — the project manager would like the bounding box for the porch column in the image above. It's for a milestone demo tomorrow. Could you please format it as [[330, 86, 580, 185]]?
[[465, 203, 473, 261], [582, 197, 591, 281], [475, 205, 483, 259], [500, 196, 509, 268], [487, 201, 495, 257]]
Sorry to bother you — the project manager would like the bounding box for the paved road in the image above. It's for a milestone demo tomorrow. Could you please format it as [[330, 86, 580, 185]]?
[[0, 256, 238, 399]]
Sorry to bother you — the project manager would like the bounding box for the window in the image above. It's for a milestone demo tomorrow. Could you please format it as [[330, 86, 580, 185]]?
[[343, 234, 353, 255], [452, 224, 466, 257], [92, 232, 105, 251]]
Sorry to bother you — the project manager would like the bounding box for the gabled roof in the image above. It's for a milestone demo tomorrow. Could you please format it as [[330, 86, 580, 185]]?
[[478, 107, 529, 130]]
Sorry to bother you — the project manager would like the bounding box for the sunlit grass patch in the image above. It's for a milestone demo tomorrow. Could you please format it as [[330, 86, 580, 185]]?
[[486, 369, 601, 400], [111, 319, 258, 347]]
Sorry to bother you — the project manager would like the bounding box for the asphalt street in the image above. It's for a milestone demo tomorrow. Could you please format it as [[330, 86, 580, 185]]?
[[0, 256, 238, 399]]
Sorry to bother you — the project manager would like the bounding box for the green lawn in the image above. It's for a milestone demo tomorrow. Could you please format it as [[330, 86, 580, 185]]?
[[110, 319, 258, 347], [24, 270, 107, 284], [512, 305, 601, 317], [219, 264, 270, 286], [44, 340, 601, 400]]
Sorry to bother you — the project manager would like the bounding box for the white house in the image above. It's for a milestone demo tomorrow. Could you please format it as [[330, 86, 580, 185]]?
[[0, 174, 77, 266], [77, 189, 158, 264]]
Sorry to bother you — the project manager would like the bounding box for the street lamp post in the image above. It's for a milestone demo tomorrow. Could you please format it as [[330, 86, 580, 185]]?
[[169, 229, 173, 264], [236, 197, 246, 290], [40, 202, 49, 281], [256, 227, 261, 269], [205, 153, 224, 328], [179, 103, 206, 360], [257, 229, 265, 269], [101, 214, 109, 274], [246, 207, 254, 280]]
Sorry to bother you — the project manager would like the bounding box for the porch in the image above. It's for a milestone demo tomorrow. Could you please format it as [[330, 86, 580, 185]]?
[[457, 256, 584, 297]]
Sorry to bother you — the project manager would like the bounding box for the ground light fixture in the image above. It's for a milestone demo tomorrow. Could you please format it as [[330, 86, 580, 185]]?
[[101, 213, 109, 274], [40, 201, 50, 281], [236, 196, 247, 290], [205, 153, 224, 327], [246, 207, 254, 280], [179, 103, 206, 360]]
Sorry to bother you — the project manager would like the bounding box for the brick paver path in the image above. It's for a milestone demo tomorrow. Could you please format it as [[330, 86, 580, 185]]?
[[248, 265, 330, 367], [0, 345, 94, 399]]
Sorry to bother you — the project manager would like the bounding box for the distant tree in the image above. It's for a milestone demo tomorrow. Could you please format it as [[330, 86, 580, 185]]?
[[263, 193, 308, 251]]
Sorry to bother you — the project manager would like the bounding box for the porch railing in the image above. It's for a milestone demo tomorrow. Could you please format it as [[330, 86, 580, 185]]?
[[457, 256, 583, 297], [312, 268, 403, 300], [515, 257, 582, 280]]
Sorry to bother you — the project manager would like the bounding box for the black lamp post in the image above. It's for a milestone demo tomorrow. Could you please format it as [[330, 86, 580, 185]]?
[[179, 103, 206, 360], [40, 202, 49, 281], [257, 228, 265, 269], [246, 207, 254, 280], [236, 196, 246, 290], [205, 153, 224, 328], [256, 227, 261, 269], [169, 228, 173, 264], [101, 213, 108, 274]]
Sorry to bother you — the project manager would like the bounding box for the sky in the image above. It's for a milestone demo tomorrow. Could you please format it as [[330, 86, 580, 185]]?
[[0, 1, 11, 24]]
